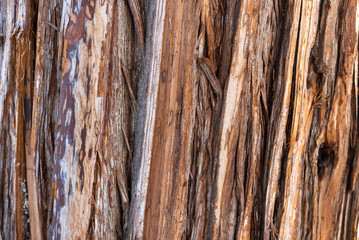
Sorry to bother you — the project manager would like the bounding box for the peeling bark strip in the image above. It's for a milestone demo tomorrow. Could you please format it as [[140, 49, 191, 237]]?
[[50, 0, 115, 238], [214, 0, 264, 238], [127, 0, 145, 52], [197, 57, 222, 96], [129, 0, 166, 239], [0, 2, 17, 239], [263, 0, 302, 238], [1, 0, 359, 239], [26, 0, 61, 239], [279, 0, 320, 238], [0, 0, 35, 238]]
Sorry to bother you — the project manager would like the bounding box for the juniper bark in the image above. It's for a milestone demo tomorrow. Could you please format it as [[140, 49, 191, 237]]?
[[0, 0, 358, 239]]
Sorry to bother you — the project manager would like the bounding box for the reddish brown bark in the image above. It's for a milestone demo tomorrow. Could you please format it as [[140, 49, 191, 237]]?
[[0, 0, 358, 239]]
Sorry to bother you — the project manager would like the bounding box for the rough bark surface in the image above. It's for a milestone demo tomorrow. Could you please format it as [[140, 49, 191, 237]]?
[[0, 0, 358, 239]]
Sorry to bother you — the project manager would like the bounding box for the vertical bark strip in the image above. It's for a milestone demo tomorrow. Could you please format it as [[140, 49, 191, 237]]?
[[26, 0, 61, 239], [263, 0, 301, 236], [50, 0, 116, 238], [279, 0, 320, 238], [315, 0, 357, 238], [0, 1, 17, 238], [129, 0, 166, 238], [0, 0, 35, 238]]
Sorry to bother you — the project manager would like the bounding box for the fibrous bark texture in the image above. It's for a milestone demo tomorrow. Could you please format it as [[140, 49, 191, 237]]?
[[0, 0, 358, 239]]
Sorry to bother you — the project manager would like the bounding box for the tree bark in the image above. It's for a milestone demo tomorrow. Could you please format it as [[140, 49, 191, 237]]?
[[0, 0, 358, 239]]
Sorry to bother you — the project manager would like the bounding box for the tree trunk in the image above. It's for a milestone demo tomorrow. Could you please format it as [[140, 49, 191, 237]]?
[[0, 0, 358, 239]]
